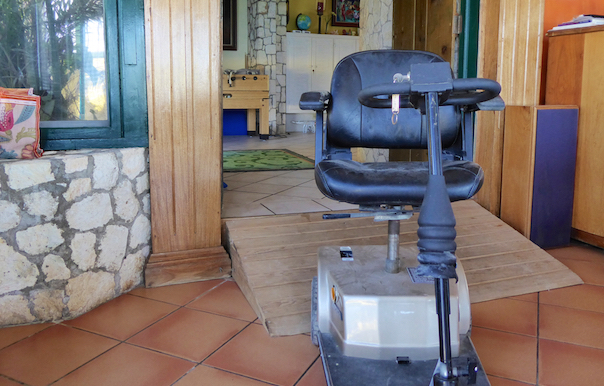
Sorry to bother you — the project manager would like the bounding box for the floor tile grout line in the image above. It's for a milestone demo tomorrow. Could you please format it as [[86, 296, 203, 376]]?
[[198, 320, 256, 365], [292, 354, 321, 386], [471, 325, 538, 339], [56, 280, 229, 344], [537, 300, 604, 315], [260, 202, 278, 215], [169, 364, 199, 386], [0, 373, 31, 386], [182, 306, 258, 324], [44, 319, 198, 386], [0, 324, 54, 353], [47, 285, 251, 386], [180, 279, 229, 307], [45, 332, 122, 386], [121, 340, 199, 363]]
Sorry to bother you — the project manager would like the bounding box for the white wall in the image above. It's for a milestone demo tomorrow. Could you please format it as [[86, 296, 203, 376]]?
[[222, 0, 249, 70]]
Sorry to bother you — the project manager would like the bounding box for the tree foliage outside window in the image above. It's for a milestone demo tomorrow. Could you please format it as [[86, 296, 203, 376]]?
[[1, 0, 148, 150], [1, 0, 110, 125]]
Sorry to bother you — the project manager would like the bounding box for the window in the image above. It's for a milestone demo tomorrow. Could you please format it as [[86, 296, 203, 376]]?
[[0, 0, 148, 150]]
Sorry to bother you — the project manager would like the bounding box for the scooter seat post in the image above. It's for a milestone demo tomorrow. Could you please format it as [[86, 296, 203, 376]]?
[[385, 220, 401, 273]]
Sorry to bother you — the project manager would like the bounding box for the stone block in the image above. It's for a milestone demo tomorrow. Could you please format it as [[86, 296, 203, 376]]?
[[276, 51, 286, 64], [256, 14, 265, 28], [42, 254, 71, 282], [31, 289, 66, 321], [113, 180, 139, 222], [268, 2, 276, 18], [142, 194, 151, 215], [120, 148, 146, 179], [70, 232, 97, 271], [257, 51, 268, 65], [0, 295, 35, 325], [4, 160, 54, 190], [277, 74, 286, 86], [277, 1, 287, 15], [63, 156, 89, 174], [119, 247, 149, 292], [66, 271, 115, 315], [66, 193, 113, 231], [16, 223, 64, 255], [0, 200, 20, 232], [63, 178, 92, 202], [130, 215, 151, 249], [135, 173, 149, 195], [265, 44, 277, 55], [97, 225, 129, 271], [92, 152, 119, 190], [0, 238, 39, 295], [23, 191, 59, 219]]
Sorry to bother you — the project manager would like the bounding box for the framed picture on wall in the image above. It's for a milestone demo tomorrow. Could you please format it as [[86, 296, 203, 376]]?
[[331, 0, 360, 27], [223, 0, 237, 50]]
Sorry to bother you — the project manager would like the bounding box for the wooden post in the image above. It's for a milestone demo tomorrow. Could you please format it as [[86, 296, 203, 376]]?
[[474, 0, 545, 215], [144, 0, 231, 287]]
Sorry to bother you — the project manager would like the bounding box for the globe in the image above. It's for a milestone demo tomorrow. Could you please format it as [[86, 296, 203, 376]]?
[[296, 14, 311, 30]]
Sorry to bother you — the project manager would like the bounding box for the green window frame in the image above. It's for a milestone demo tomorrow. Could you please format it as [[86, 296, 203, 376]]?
[[39, 0, 148, 150]]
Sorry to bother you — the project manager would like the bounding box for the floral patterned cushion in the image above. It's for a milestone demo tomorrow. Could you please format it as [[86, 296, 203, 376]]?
[[0, 88, 43, 159]]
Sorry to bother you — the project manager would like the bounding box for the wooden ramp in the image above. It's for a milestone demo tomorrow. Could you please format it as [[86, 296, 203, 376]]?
[[224, 200, 583, 336]]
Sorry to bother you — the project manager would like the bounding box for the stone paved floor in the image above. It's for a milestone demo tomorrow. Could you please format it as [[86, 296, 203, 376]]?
[[222, 132, 357, 218]]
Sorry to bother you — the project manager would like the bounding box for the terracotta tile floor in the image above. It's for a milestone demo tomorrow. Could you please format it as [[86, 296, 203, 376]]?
[[1, 243, 603, 385]]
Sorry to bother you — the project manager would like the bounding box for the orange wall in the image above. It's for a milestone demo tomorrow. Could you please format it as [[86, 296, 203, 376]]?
[[541, 0, 604, 103]]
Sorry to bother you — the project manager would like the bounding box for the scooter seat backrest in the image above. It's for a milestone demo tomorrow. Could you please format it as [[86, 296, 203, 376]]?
[[326, 50, 460, 150]]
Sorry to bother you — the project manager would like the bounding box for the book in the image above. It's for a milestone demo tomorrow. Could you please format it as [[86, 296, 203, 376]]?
[[551, 15, 604, 31]]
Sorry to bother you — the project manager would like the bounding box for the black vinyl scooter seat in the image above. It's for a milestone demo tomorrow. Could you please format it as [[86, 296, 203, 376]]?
[[315, 159, 484, 206]]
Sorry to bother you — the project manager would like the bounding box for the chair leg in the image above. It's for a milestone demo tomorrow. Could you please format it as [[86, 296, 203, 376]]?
[[385, 220, 400, 273]]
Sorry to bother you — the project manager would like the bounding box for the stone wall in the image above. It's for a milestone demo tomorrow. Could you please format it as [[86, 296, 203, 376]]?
[[0, 148, 151, 326], [247, 0, 288, 135], [360, 0, 393, 50], [354, 0, 393, 163]]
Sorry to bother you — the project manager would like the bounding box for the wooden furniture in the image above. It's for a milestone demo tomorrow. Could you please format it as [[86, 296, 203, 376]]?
[[546, 25, 604, 247], [144, 0, 230, 287], [285, 33, 359, 114], [222, 74, 270, 139], [500, 106, 578, 248]]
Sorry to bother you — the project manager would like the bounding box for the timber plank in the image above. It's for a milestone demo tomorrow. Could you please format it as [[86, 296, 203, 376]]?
[[229, 211, 499, 242]]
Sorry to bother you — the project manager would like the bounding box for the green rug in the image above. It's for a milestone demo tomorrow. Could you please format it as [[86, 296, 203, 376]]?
[[223, 149, 314, 172]]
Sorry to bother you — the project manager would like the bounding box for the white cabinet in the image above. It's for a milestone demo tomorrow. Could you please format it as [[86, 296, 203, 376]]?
[[286, 33, 359, 114]]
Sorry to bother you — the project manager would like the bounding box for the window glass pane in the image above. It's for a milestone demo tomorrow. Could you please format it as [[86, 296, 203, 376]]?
[[0, 0, 107, 125]]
